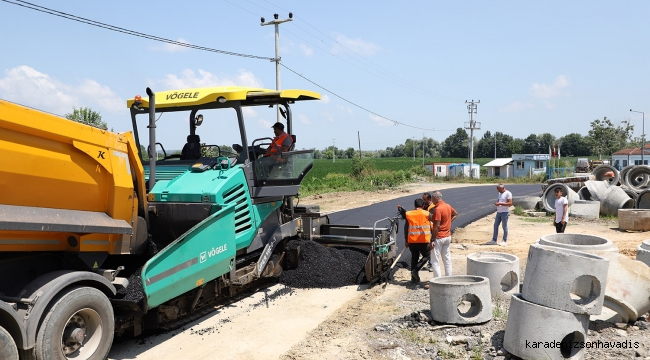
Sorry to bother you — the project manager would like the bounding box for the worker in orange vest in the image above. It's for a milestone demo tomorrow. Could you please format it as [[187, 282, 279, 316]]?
[[266, 122, 293, 156], [398, 198, 432, 284]]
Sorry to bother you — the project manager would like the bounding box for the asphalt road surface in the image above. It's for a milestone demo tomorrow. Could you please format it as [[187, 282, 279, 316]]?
[[328, 184, 542, 267]]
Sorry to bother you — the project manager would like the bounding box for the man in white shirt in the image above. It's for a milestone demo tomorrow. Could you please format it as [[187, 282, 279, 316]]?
[[486, 184, 512, 246], [553, 187, 569, 233]]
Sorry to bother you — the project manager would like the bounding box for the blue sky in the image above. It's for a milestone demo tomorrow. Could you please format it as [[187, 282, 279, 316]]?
[[1, 1, 649, 152]]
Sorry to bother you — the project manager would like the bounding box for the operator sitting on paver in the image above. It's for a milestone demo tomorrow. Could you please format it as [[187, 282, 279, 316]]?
[[398, 199, 432, 284], [266, 122, 293, 156]]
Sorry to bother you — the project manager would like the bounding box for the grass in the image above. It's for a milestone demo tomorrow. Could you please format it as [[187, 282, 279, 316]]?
[[492, 296, 508, 320], [399, 328, 429, 345], [438, 348, 459, 359], [512, 205, 525, 216], [300, 157, 546, 196], [521, 217, 553, 223]]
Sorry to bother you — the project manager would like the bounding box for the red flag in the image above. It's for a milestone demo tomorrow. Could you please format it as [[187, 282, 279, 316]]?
[[553, 145, 557, 158]]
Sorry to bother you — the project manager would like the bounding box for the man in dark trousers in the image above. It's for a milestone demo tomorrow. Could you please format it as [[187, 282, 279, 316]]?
[[398, 198, 431, 283]]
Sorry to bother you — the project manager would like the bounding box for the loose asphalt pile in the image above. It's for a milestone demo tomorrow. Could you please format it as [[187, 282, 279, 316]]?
[[279, 240, 369, 289], [116, 266, 145, 303]]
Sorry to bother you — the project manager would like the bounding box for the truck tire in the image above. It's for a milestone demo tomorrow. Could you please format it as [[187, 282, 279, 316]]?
[[24, 286, 114, 360], [0, 325, 18, 360]]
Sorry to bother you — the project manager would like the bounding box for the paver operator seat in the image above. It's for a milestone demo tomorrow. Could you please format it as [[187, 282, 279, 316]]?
[[180, 134, 201, 160]]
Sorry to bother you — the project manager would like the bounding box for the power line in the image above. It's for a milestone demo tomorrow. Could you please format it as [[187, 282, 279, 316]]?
[[1, 0, 274, 61], [281, 63, 451, 132], [2, 0, 447, 132], [259, 0, 461, 102]]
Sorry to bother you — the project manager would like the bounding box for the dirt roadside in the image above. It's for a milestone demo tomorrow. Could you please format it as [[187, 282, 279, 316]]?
[[109, 183, 650, 360]]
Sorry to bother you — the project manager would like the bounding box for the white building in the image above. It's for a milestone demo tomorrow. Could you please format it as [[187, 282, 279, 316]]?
[[483, 158, 514, 178], [448, 163, 480, 179], [612, 145, 650, 169]]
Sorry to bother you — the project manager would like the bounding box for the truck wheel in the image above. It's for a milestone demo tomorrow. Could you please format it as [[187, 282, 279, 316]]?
[[27, 286, 114, 360], [0, 325, 18, 360]]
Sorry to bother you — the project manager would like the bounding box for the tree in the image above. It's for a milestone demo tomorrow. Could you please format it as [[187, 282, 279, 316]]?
[[441, 128, 470, 158], [345, 147, 356, 159], [587, 117, 634, 157], [558, 133, 590, 156], [475, 131, 494, 158], [509, 138, 525, 155], [65, 107, 108, 130], [538, 133, 556, 154], [522, 134, 539, 154]]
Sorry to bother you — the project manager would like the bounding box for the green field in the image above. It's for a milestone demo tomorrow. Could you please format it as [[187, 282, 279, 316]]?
[[299, 156, 589, 196]]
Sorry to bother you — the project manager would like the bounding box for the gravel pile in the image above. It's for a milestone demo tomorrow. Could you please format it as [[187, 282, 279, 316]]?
[[116, 266, 145, 303], [279, 240, 369, 289]]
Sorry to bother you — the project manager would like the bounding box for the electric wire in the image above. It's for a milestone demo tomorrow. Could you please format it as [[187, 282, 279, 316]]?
[[1, 0, 274, 61], [1, 0, 452, 132]]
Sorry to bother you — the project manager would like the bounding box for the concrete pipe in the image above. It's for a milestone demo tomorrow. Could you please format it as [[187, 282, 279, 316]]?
[[577, 187, 592, 201], [584, 180, 610, 202], [503, 294, 589, 360], [428, 276, 492, 325], [512, 196, 540, 210], [618, 209, 650, 231], [637, 190, 650, 209], [569, 200, 600, 220], [542, 183, 579, 212], [637, 240, 650, 267], [595, 252, 650, 322], [625, 165, 650, 192], [537, 233, 619, 253], [466, 252, 520, 299], [619, 165, 634, 188], [620, 185, 639, 204], [599, 186, 635, 216], [591, 164, 619, 186], [522, 244, 609, 315]]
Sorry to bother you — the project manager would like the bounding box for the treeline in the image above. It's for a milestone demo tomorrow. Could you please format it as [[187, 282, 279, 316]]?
[[311, 117, 640, 159]]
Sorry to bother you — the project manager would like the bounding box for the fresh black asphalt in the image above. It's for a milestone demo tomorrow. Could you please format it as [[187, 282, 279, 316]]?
[[327, 184, 542, 267]]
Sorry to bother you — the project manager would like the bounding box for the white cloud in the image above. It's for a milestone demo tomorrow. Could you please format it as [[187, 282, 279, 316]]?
[[337, 105, 353, 115], [150, 38, 190, 52], [530, 75, 569, 99], [369, 114, 393, 127], [258, 119, 273, 128], [300, 44, 314, 57], [332, 33, 381, 56], [242, 107, 257, 118], [499, 101, 534, 113], [297, 113, 312, 125], [158, 69, 263, 90], [543, 100, 557, 109], [320, 94, 331, 104], [0, 65, 124, 114]]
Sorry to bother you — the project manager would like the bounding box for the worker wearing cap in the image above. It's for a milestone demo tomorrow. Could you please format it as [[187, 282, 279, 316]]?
[[266, 122, 293, 156], [397, 198, 432, 284]]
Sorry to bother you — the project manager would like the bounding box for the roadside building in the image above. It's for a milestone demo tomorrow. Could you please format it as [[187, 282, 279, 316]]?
[[483, 158, 514, 178], [426, 162, 453, 177], [512, 154, 549, 177], [448, 163, 480, 178], [612, 145, 650, 169]]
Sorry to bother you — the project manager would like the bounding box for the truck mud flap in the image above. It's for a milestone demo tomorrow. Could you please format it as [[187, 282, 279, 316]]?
[[141, 204, 236, 311]]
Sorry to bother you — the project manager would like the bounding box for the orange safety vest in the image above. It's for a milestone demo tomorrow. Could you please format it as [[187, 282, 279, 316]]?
[[406, 209, 432, 243], [426, 203, 435, 212], [268, 132, 291, 155]]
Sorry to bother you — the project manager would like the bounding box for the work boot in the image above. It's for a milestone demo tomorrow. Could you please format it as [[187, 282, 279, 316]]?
[[410, 271, 420, 283]]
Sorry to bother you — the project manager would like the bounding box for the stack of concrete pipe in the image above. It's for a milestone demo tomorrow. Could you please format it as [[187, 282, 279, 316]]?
[[581, 164, 650, 209], [537, 234, 650, 324], [503, 243, 609, 360]]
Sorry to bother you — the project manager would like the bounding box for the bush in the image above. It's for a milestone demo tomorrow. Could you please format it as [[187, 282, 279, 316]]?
[[351, 158, 374, 178]]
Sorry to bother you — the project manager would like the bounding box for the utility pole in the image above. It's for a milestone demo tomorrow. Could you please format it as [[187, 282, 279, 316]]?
[[631, 109, 645, 165], [422, 132, 425, 167], [494, 131, 497, 159], [464, 100, 481, 178], [333, 139, 336, 163], [261, 13, 293, 124], [358, 131, 362, 159], [411, 137, 415, 161]]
